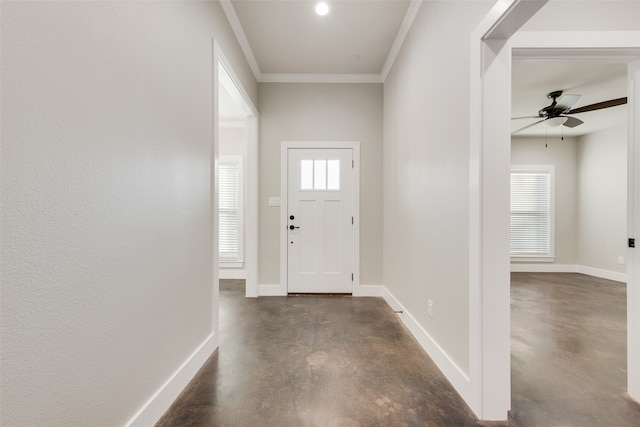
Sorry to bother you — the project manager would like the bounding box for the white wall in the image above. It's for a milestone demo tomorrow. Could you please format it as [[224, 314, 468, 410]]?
[[383, 0, 495, 377], [0, 2, 255, 426], [577, 124, 628, 275], [511, 136, 578, 266], [511, 128, 628, 279], [257, 83, 383, 287]]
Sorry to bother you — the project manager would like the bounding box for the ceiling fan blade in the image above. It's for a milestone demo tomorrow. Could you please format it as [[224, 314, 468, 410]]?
[[512, 115, 542, 120], [562, 116, 583, 128], [554, 94, 581, 112], [567, 97, 627, 114], [512, 119, 545, 134]]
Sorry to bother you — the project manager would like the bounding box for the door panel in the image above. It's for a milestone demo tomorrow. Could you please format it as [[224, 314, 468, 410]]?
[[298, 200, 316, 273], [324, 200, 341, 273], [288, 148, 353, 293]]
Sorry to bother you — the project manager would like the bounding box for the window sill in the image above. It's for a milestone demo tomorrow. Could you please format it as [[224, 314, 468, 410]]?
[[220, 261, 244, 268]]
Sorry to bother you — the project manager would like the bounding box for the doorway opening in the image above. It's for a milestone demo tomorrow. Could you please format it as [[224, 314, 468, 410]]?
[[215, 50, 258, 300], [509, 59, 630, 422], [507, 46, 639, 416], [470, 2, 640, 419]]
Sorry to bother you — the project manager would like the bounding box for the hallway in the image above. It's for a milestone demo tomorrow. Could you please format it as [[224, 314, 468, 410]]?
[[157, 275, 640, 426], [156, 280, 480, 426]]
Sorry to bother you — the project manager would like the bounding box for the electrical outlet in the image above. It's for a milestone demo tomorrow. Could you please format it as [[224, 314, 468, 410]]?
[[618, 256, 625, 265], [427, 299, 434, 319]]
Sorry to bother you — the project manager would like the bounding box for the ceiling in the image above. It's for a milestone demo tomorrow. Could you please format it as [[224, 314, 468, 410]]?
[[218, 0, 418, 120], [512, 61, 628, 137], [217, 1, 630, 136], [222, 0, 418, 82]]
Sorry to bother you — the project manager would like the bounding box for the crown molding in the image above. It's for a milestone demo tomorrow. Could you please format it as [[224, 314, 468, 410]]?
[[380, 0, 423, 82], [259, 73, 383, 84], [220, 0, 263, 80]]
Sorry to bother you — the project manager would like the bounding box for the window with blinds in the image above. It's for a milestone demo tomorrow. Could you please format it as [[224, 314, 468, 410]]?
[[510, 166, 554, 261], [219, 156, 243, 264]]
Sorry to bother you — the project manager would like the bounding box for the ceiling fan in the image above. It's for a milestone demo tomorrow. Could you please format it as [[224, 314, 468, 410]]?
[[512, 90, 627, 134]]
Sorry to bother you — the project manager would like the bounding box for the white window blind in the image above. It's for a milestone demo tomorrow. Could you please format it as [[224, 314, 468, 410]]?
[[510, 167, 554, 259], [219, 156, 243, 263]]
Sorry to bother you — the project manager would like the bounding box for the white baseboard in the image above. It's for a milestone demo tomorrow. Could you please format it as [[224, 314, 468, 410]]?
[[124, 333, 218, 427], [352, 284, 384, 297], [510, 263, 627, 283], [576, 265, 627, 283], [510, 263, 577, 273], [382, 287, 472, 407], [258, 283, 287, 296], [219, 269, 247, 280], [257, 283, 383, 297]]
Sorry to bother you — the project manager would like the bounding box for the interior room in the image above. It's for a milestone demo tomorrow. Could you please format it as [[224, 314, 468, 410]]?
[[510, 60, 631, 425], [2, 1, 640, 426]]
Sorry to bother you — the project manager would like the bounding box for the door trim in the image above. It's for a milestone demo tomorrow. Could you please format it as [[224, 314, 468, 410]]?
[[216, 48, 260, 298], [279, 141, 360, 296], [471, 13, 640, 419]]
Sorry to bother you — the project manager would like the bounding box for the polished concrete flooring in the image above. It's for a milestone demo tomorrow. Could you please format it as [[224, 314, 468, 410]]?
[[510, 272, 640, 427], [157, 274, 640, 426]]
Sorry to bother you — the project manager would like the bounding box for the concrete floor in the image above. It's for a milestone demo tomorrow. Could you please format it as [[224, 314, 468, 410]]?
[[510, 272, 640, 427], [157, 274, 640, 426]]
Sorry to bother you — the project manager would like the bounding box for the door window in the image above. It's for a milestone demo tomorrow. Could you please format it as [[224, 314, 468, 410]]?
[[300, 159, 340, 190]]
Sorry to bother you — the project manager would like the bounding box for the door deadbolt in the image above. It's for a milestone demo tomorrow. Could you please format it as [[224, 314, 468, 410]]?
[[290, 215, 295, 220]]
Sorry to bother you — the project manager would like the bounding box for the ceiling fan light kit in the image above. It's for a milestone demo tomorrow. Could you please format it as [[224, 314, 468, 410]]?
[[543, 116, 568, 127], [511, 90, 627, 134]]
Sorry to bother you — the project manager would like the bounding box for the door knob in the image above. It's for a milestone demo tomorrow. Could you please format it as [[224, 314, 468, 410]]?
[[289, 225, 300, 230]]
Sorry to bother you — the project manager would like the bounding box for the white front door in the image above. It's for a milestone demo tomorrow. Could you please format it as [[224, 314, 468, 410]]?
[[287, 148, 354, 293]]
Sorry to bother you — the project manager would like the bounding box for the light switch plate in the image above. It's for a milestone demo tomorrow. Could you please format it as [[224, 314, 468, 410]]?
[[268, 197, 281, 207]]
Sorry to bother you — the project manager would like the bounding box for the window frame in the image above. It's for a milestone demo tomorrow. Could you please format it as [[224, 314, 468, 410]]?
[[510, 164, 555, 263]]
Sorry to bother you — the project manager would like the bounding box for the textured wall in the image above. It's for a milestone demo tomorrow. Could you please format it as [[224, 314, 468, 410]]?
[[0, 1, 255, 425]]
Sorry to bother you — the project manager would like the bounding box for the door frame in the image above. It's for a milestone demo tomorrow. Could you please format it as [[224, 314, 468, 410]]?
[[215, 44, 260, 298], [280, 141, 360, 296], [471, 0, 640, 419]]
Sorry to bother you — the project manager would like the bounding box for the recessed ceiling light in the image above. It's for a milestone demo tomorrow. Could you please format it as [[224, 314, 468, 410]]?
[[315, 2, 330, 16]]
